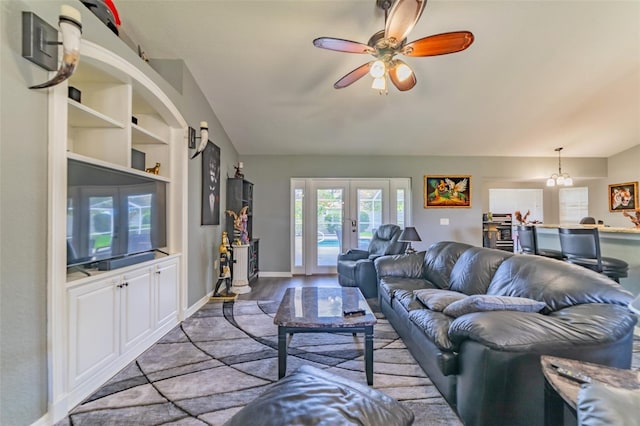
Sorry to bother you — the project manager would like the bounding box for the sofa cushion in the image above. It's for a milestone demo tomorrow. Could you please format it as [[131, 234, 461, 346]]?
[[414, 289, 467, 311], [375, 251, 425, 279], [443, 295, 546, 318], [449, 304, 636, 351], [408, 309, 455, 351], [486, 255, 634, 311], [449, 247, 513, 295], [423, 241, 473, 289], [395, 288, 424, 311], [577, 382, 640, 426], [224, 365, 414, 426], [379, 277, 436, 300]]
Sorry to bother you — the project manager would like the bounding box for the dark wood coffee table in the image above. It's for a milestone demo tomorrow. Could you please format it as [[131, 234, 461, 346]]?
[[541, 355, 640, 426], [273, 287, 377, 385]]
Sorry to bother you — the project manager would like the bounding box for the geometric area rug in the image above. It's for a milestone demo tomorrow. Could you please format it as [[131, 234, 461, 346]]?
[[56, 300, 463, 425]]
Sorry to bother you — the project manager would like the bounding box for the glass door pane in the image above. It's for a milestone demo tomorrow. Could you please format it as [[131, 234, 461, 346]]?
[[316, 188, 344, 268], [356, 188, 383, 250], [396, 189, 406, 229], [348, 181, 389, 250], [294, 188, 304, 268]]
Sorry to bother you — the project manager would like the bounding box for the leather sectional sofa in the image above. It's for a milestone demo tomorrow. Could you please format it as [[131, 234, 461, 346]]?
[[374, 241, 636, 426]]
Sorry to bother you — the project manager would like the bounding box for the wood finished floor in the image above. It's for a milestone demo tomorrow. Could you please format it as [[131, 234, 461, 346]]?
[[238, 275, 340, 302]]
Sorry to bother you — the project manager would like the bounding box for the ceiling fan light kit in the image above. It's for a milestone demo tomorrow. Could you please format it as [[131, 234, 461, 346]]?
[[313, 0, 474, 93]]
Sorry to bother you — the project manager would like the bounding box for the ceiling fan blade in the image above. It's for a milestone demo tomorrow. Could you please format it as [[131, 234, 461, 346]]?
[[334, 62, 372, 89], [313, 37, 374, 54], [385, 0, 427, 45], [403, 31, 474, 57], [389, 60, 417, 91]]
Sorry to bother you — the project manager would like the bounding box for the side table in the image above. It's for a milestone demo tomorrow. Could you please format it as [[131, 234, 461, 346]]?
[[541, 355, 640, 426]]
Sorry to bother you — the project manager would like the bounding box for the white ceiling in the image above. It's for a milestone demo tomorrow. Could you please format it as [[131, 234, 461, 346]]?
[[114, 0, 640, 158]]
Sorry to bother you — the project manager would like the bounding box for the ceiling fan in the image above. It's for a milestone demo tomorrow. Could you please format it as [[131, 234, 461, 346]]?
[[313, 0, 474, 93]]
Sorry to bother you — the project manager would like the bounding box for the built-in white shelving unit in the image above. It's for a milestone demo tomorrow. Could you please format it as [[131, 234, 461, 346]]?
[[47, 40, 188, 421]]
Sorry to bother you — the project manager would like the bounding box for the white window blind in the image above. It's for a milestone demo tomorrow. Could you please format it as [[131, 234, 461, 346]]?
[[559, 187, 589, 224]]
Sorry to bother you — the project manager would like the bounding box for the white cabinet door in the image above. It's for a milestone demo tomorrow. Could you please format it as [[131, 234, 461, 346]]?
[[120, 268, 154, 353], [155, 259, 179, 328], [68, 277, 120, 387]]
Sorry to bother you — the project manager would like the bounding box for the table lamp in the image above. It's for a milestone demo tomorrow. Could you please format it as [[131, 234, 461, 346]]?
[[398, 226, 421, 254]]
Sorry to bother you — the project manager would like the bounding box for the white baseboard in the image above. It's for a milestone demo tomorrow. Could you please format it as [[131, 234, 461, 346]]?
[[257, 271, 292, 278], [184, 291, 213, 318], [31, 412, 50, 426]]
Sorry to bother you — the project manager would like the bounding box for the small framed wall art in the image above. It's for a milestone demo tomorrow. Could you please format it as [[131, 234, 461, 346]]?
[[201, 141, 221, 225], [608, 181, 638, 212], [424, 175, 471, 208]]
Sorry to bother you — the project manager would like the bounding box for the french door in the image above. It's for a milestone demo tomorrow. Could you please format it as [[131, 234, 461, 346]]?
[[291, 178, 410, 275]]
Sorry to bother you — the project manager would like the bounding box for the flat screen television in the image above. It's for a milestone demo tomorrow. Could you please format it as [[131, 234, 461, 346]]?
[[67, 159, 167, 267]]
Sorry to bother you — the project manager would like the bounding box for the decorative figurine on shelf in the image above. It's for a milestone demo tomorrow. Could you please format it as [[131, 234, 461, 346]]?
[[514, 210, 530, 225], [239, 206, 249, 244], [234, 162, 244, 179], [623, 210, 640, 228], [225, 206, 250, 245], [145, 162, 160, 174], [213, 232, 234, 297]]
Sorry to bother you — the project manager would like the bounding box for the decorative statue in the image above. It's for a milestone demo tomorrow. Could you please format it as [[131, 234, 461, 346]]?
[[623, 210, 640, 228], [225, 206, 250, 245], [234, 161, 244, 179], [514, 210, 530, 225], [213, 231, 233, 297], [145, 162, 161, 174], [239, 207, 249, 244]]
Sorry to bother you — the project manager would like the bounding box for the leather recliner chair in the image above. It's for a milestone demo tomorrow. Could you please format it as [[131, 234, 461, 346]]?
[[337, 224, 406, 298]]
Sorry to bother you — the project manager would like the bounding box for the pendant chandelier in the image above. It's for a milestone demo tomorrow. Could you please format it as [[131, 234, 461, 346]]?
[[546, 147, 573, 187]]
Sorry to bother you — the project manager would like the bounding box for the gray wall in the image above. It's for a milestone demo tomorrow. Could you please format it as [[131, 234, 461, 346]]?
[[0, 1, 236, 424], [601, 145, 640, 227], [150, 58, 239, 306], [241, 154, 609, 273], [1, 2, 49, 423]]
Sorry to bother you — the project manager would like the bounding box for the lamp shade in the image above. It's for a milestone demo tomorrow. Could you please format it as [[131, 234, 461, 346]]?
[[399, 226, 421, 242]]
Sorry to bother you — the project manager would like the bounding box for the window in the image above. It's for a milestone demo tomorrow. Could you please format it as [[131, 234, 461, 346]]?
[[559, 187, 588, 224]]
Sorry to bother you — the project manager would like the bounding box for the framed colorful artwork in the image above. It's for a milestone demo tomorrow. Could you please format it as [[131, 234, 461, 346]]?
[[608, 181, 638, 212], [201, 141, 221, 225], [424, 175, 471, 208]]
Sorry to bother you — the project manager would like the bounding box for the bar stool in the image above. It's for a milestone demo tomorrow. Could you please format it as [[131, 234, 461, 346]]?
[[517, 225, 563, 259], [558, 227, 629, 282]]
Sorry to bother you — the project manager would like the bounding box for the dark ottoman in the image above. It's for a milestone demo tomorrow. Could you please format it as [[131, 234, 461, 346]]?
[[224, 365, 414, 426]]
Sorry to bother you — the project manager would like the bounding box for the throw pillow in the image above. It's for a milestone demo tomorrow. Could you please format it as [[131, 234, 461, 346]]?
[[577, 382, 640, 426], [414, 289, 467, 311], [443, 294, 547, 318]]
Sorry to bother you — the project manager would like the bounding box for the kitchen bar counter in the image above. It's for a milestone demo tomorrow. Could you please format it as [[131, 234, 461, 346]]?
[[533, 225, 640, 295], [534, 224, 640, 234]]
